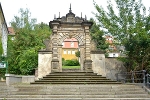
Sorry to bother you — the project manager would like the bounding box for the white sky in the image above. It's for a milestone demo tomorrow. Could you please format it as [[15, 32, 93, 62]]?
[[0, 0, 149, 26]]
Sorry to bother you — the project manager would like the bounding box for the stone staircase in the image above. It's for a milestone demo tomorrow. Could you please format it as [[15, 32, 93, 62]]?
[[0, 82, 150, 100], [1, 72, 150, 100], [30, 72, 121, 84]]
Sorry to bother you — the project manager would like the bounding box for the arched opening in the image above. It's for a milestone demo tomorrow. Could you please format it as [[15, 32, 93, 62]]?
[[61, 38, 81, 71]]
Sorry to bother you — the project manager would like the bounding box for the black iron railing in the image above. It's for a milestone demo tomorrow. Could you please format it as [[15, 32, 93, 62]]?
[[146, 73, 150, 88], [117, 70, 146, 83]]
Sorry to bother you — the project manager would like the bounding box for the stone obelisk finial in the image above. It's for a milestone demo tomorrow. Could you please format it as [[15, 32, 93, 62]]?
[[69, 3, 72, 13]]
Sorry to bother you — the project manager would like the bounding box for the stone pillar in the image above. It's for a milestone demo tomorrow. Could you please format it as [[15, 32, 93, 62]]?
[[79, 45, 85, 71], [38, 51, 52, 79], [58, 45, 63, 72], [83, 25, 93, 72], [51, 24, 60, 72]]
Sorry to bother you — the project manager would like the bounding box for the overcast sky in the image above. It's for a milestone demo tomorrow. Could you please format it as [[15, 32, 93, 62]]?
[[0, 0, 149, 26]]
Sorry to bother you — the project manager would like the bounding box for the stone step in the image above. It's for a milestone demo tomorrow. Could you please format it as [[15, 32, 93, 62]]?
[[35, 80, 116, 82], [0, 84, 150, 99], [1, 94, 150, 98], [0, 98, 150, 100], [48, 73, 98, 76], [13, 84, 143, 89], [47, 72, 100, 74], [30, 81, 121, 84], [41, 77, 109, 80], [1, 90, 146, 95], [43, 76, 106, 78], [33, 72, 119, 84]]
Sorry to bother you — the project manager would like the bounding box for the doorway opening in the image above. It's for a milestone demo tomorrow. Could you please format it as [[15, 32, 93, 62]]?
[[61, 38, 81, 71]]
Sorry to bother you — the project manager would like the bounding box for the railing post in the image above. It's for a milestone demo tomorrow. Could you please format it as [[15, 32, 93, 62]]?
[[146, 73, 150, 87], [142, 70, 146, 85], [131, 71, 134, 83]]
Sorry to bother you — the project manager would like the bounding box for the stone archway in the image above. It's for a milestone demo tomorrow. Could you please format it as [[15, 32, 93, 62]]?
[[49, 9, 93, 72], [58, 32, 85, 71], [37, 6, 93, 78]]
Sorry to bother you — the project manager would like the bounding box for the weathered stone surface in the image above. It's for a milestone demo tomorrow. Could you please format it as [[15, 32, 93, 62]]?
[[105, 58, 126, 80], [91, 52, 126, 81], [43, 39, 51, 50], [91, 53, 106, 76], [38, 52, 52, 79]]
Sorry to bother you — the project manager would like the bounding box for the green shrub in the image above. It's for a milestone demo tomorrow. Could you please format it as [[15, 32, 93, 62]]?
[[62, 58, 65, 66], [63, 59, 80, 66]]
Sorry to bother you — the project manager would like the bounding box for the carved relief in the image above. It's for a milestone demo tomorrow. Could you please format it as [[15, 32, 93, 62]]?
[[58, 32, 85, 46]]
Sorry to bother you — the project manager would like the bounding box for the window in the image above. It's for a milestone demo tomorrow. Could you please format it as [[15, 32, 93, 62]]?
[[64, 50, 67, 54], [71, 42, 74, 47], [72, 50, 75, 54], [68, 51, 71, 54], [113, 54, 115, 57]]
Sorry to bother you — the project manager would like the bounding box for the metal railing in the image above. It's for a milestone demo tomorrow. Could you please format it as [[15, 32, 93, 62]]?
[[146, 73, 150, 88], [117, 70, 146, 83]]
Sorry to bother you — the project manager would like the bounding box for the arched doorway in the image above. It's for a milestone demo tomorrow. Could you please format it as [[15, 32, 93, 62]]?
[[49, 8, 93, 72], [37, 5, 93, 79], [61, 38, 80, 70]]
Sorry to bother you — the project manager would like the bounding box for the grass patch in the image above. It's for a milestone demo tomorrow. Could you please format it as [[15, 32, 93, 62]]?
[[62, 66, 80, 69]]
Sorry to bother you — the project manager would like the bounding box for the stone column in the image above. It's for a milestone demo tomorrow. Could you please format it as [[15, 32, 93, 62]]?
[[84, 26, 92, 71], [58, 45, 63, 72], [51, 24, 60, 72], [79, 45, 85, 71]]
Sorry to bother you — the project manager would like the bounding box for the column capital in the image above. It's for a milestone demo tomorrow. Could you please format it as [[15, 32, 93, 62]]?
[[49, 20, 60, 29], [82, 21, 93, 28]]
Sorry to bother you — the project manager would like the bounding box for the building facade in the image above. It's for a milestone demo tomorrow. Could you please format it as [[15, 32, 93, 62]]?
[[62, 38, 78, 60], [0, 3, 8, 57]]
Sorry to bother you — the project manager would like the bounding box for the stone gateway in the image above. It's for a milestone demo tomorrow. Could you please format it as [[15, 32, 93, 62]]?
[[37, 5, 93, 78]]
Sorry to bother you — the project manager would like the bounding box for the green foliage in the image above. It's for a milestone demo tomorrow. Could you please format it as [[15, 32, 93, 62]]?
[[62, 58, 65, 66], [8, 8, 51, 75], [93, 0, 150, 71], [90, 18, 108, 51], [63, 59, 80, 66], [18, 49, 38, 75], [75, 51, 80, 57], [62, 66, 80, 69]]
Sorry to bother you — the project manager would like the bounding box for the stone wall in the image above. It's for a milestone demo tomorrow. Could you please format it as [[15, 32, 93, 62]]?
[[5, 74, 35, 85], [105, 58, 126, 80], [91, 51, 126, 80], [38, 51, 52, 79]]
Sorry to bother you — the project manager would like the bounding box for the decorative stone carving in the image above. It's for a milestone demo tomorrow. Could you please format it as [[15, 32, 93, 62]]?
[[43, 39, 51, 51]]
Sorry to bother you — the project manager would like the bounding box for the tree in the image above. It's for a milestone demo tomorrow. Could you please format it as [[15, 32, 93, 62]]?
[[75, 51, 80, 58], [90, 18, 108, 51], [8, 8, 51, 75], [93, 0, 150, 72]]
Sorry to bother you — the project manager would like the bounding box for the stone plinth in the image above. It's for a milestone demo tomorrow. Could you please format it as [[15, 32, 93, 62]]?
[[38, 51, 52, 79], [91, 51, 106, 76], [84, 60, 93, 72], [5, 74, 35, 85]]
